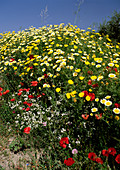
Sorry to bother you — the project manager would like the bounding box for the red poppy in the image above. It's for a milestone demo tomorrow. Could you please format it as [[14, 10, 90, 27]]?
[[88, 93, 95, 101], [95, 113, 102, 120], [114, 68, 118, 72], [23, 127, 31, 134], [29, 66, 33, 69], [26, 107, 30, 111], [82, 91, 89, 97], [27, 103, 32, 107], [10, 58, 15, 62], [0, 87, 3, 91], [10, 98, 15, 102], [102, 150, 109, 157], [28, 95, 34, 99], [31, 81, 38, 86], [115, 154, 120, 164], [108, 148, 116, 156], [3, 90, 10, 95], [82, 114, 89, 120], [26, 88, 30, 92], [88, 80, 92, 85], [88, 152, 97, 161], [18, 92, 22, 96], [106, 66, 111, 70], [23, 101, 28, 105], [37, 94, 42, 98], [29, 55, 34, 60], [44, 74, 48, 78], [64, 158, 75, 166], [59, 137, 69, 148], [114, 103, 120, 108], [96, 157, 103, 164], [92, 83, 99, 88], [0, 92, 2, 96], [19, 89, 23, 92], [42, 93, 45, 96]]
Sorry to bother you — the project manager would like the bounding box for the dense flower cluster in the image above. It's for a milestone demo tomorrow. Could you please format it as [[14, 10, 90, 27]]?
[[0, 23, 120, 168], [88, 147, 120, 165]]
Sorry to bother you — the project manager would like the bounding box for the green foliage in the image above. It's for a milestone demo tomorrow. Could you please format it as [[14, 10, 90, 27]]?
[[9, 137, 30, 153], [97, 10, 120, 43]]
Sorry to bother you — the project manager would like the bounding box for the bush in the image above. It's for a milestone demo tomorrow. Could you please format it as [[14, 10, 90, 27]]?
[[0, 23, 120, 169], [97, 10, 120, 43]]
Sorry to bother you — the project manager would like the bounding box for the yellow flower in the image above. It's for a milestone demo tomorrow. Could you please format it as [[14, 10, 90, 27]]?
[[78, 92, 84, 97], [33, 63, 38, 66], [42, 68, 46, 72], [95, 98, 99, 102], [75, 69, 81, 72], [56, 44, 59, 47], [90, 113, 93, 116], [27, 67, 31, 72], [74, 45, 78, 49], [86, 96, 91, 101], [105, 96, 111, 99], [78, 50, 82, 53], [56, 88, 61, 92], [89, 89, 92, 92], [115, 116, 119, 121], [85, 61, 90, 65], [68, 80, 74, 84], [64, 44, 68, 47], [71, 91, 77, 97], [66, 93, 71, 99], [90, 76, 97, 80], [79, 76, 85, 80], [58, 36, 62, 40], [115, 64, 119, 68], [13, 67, 17, 70]]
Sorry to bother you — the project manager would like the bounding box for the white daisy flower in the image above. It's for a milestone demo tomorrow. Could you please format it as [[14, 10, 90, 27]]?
[[100, 99, 107, 104], [108, 63, 114, 67], [104, 100, 112, 107], [113, 108, 120, 114], [108, 73, 116, 78], [91, 107, 98, 112]]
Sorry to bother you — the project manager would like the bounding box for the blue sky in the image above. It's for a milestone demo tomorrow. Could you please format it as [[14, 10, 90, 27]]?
[[0, 0, 120, 33]]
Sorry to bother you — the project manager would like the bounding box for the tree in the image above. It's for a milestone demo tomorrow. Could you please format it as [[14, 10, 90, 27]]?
[[97, 11, 120, 43]]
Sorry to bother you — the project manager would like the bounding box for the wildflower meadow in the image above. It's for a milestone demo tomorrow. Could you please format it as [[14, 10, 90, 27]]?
[[0, 23, 120, 169]]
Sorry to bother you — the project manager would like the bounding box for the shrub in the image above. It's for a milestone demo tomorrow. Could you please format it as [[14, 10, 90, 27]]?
[[97, 10, 120, 43]]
